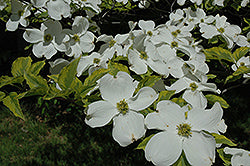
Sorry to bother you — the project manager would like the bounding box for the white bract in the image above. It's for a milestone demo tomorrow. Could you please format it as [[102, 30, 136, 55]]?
[[0, 0, 7, 10], [241, 0, 249, 7], [128, 45, 169, 76], [184, 8, 215, 28], [213, 0, 224, 6], [85, 71, 158, 147], [65, 16, 95, 58], [231, 56, 250, 78], [31, 0, 71, 20], [224, 147, 250, 166], [49, 58, 70, 75], [177, 0, 202, 6], [72, 0, 102, 13], [76, 52, 108, 77], [145, 101, 225, 165], [199, 14, 241, 48], [97, 33, 129, 59], [6, 0, 31, 31], [23, 20, 68, 59], [166, 76, 220, 109]]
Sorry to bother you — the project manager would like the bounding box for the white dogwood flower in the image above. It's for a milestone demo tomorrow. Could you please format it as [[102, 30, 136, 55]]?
[[224, 147, 250, 166], [166, 76, 220, 109], [23, 20, 68, 59], [231, 56, 250, 78], [241, 0, 249, 7], [177, 0, 202, 6], [0, 0, 7, 10], [199, 14, 241, 48], [72, 0, 101, 13], [31, 0, 70, 20], [76, 52, 108, 77], [6, 0, 31, 31], [145, 100, 224, 165], [213, 0, 224, 6], [128, 45, 169, 76], [85, 71, 158, 147], [65, 16, 95, 58], [97, 33, 129, 60]]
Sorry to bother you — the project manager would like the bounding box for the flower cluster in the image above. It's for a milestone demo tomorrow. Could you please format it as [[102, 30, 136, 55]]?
[[1, 0, 250, 165]]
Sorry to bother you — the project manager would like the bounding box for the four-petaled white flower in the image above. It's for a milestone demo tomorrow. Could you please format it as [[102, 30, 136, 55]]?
[[65, 16, 95, 58], [23, 20, 68, 59], [145, 101, 225, 166], [224, 147, 250, 166], [231, 56, 250, 78], [85, 71, 159, 147], [199, 14, 241, 48], [31, 0, 71, 20], [0, 0, 7, 10], [6, 0, 31, 31], [166, 76, 220, 109]]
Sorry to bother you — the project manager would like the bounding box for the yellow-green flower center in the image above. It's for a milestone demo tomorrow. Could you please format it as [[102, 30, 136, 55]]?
[[171, 41, 178, 48], [177, 123, 192, 137], [93, 58, 100, 64], [240, 62, 245, 66], [72, 34, 80, 42], [117, 99, 129, 115], [44, 34, 53, 42], [171, 30, 180, 37], [139, 51, 148, 60], [109, 39, 116, 47], [189, 82, 198, 91], [217, 28, 225, 33], [147, 31, 153, 36]]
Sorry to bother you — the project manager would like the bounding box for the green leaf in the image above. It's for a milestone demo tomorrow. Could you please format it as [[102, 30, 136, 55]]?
[[232, 47, 250, 62], [136, 76, 161, 92], [208, 36, 219, 44], [158, 90, 176, 101], [11, 57, 32, 77], [224, 75, 242, 84], [0, 75, 24, 88], [108, 61, 129, 77], [80, 84, 98, 99], [48, 74, 59, 82], [172, 97, 187, 107], [139, 107, 155, 116], [233, 66, 250, 76], [28, 60, 45, 75], [43, 84, 72, 100], [0, 91, 5, 101], [19, 87, 48, 98], [71, 77, 83, 94], [154, 90, 175, 108], [243, 18, 250, 25], [207, 74, 217, 80], [24, 72, 48, 89], [84, 68, 109, 86], [58, 57, 80, 90], [217, 148, 231, 166], [203, 47, 234, 62], [172, 152, 191, 166], [211, 133, 237, 146], [2, 92, 25, 120], [136, 134, 155, 151], [113, 55, 128, 62], [205, 94, 229, 108]]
